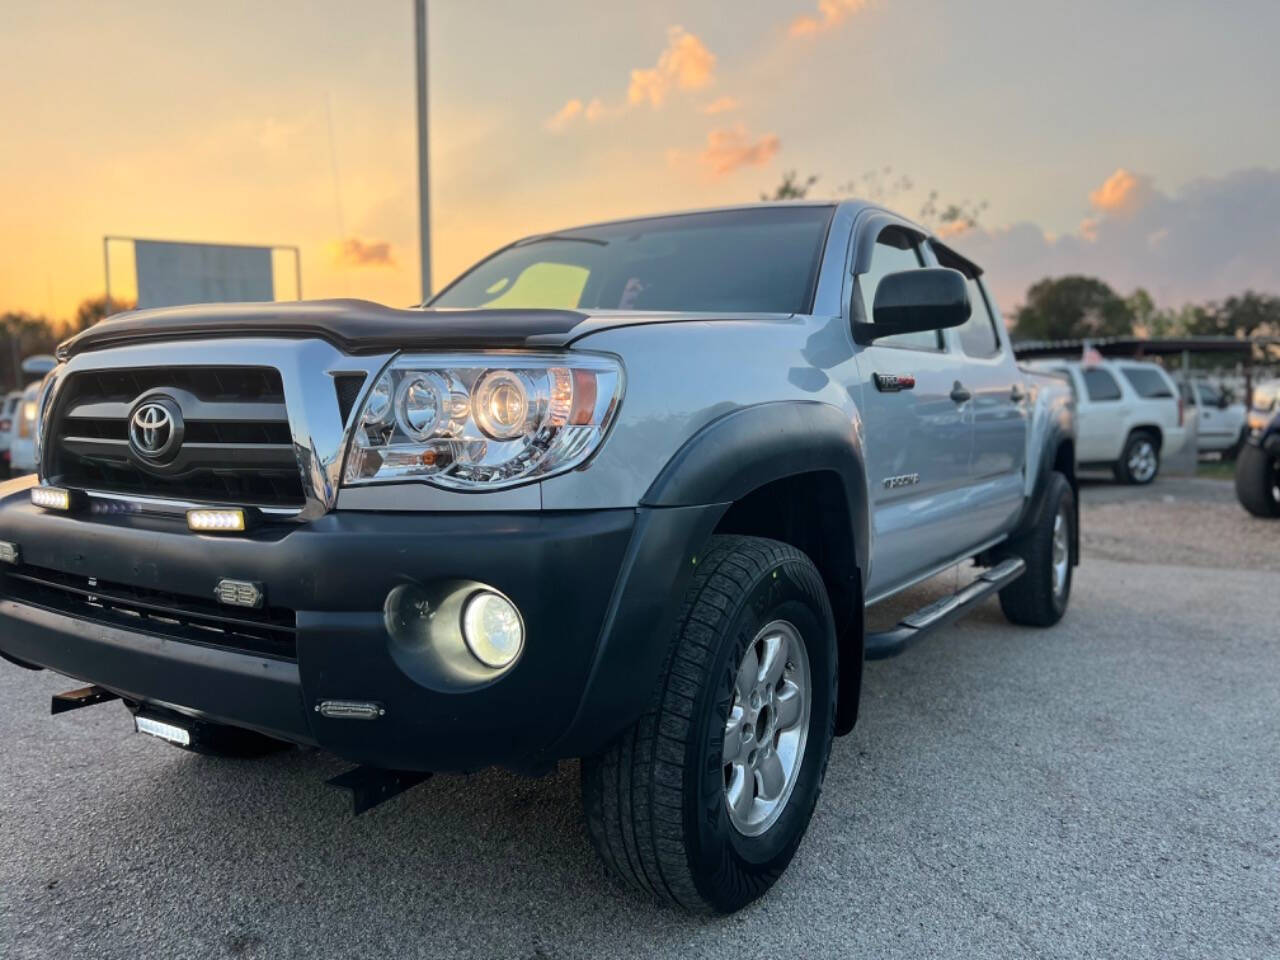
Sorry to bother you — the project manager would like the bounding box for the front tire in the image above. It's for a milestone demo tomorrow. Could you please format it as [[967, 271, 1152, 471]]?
[[1235, 443, 1280, 518], [997, 471, 1075, 627], [1114, 430, 1160, 485], [581, 535, 837, 914]]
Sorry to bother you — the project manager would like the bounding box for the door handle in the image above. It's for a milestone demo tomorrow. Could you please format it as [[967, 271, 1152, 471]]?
[[950, 382, 971, 404]]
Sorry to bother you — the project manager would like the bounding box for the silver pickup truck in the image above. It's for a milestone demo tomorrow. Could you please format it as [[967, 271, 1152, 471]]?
[[0, 201, 1076, 914]]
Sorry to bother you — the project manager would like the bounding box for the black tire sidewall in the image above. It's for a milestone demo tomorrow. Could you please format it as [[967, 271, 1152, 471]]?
[[1235, 443, 1280, 518], [1000, 471, 1074, 627], [686, 558, 836, 901], [1046, 479, 1074, 618]]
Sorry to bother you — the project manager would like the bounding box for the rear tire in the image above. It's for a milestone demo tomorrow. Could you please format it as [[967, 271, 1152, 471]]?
[[1234, 443, 1280, 518], [581, 535, 837, 914], [1114, 430, 1160, 485], [997, 472, 1074, 627]]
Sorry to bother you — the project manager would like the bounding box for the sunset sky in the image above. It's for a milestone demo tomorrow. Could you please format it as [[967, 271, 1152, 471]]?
[[2, 0, 1278, 321]]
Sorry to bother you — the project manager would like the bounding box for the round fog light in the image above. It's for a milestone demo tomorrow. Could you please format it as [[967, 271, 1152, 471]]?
[[461, 590, 524, 668]]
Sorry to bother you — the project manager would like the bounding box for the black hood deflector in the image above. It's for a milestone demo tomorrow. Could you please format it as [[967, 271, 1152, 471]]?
[[57, 299, 591, 359]]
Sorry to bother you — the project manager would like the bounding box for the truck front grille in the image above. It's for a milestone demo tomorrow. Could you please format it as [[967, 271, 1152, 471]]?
[[0, 563, 297, 661], [46, 366, 305, 509]]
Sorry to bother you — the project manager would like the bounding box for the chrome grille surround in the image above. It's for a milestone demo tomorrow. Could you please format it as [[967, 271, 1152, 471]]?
[[37, 338, 394, 521]]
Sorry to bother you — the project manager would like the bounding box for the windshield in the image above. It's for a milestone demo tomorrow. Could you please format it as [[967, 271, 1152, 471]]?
[[430, 205, 835, 314]]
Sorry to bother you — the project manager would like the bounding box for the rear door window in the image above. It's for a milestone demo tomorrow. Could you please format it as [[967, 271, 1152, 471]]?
[[955, 276, 1001, 357], [1121, 366, 1174, 399], [1082, 368, 1122, 402], [931, 243, 1000, 358]]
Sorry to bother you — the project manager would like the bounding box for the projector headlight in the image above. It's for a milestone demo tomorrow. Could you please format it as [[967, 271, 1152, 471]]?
[[343, 353, 623, 490]]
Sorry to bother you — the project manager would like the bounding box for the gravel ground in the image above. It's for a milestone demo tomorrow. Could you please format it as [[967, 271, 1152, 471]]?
[[1, 475, 1277, 959], [1078, 471, 1280, 572]]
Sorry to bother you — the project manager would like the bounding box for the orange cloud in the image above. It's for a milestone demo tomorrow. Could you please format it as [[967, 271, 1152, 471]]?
[[585, 97, 625, 122], [545, 98, 584, 132], [935, 220, 972, 239], [699, 125, 781, 176], [790, 0, 869, 36], [628, 26, 716, 107], [333, 237, 394, 268], [1089, 168, 1156, 217], [700, 96, 740, 115]]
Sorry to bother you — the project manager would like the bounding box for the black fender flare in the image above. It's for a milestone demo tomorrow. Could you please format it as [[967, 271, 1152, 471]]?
[[640, 401, 871, 736], [554, 401, 872, 757], [640, 400, 871, 577], [1013, 420, 1079, 564]]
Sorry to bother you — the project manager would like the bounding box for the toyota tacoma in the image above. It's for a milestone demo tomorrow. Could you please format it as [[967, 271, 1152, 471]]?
[[0, 201, 1077, 913]]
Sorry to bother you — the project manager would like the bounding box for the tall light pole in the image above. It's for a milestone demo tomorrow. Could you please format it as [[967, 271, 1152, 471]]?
[[414, 0, 432, 303]]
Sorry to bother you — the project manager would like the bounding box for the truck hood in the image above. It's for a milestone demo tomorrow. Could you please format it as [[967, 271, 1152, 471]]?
[[57, 298, 791, 359]]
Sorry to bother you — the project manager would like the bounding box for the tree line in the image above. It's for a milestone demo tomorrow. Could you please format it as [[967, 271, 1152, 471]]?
[[1013, 276, 1280, 363], [0, 296, 132, 394]]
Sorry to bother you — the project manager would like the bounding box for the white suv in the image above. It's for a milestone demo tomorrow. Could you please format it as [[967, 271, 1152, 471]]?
[[1030, 358, 1186, 484]]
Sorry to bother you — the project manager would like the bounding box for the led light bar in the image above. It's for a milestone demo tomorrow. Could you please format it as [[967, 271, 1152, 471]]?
[[31, 486, 72, 511], [134, 715, 191, 746], [187, 508, 248, 533], [0, 540, 20, 564]]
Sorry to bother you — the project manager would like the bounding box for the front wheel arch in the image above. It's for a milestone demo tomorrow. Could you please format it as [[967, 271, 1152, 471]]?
[[643, 401, 872, 737]]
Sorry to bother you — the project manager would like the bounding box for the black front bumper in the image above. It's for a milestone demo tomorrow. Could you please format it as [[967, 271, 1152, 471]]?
[[0, 486, 723, 772]]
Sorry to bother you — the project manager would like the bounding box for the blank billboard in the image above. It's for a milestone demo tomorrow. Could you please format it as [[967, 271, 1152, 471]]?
[[134, 240, 274, 309]]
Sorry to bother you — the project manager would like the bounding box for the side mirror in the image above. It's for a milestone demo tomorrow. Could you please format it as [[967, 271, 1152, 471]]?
[[853, 268, 971, 345], [1218, 395, 1230, 410]]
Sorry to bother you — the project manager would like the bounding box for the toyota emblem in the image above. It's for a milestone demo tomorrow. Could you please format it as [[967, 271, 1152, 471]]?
[[128, 397, 184, 463]]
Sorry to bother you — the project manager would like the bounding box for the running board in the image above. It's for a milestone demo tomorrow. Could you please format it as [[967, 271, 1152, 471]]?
[[328, 766, 432, 816], [864, 557, 1026, 661]]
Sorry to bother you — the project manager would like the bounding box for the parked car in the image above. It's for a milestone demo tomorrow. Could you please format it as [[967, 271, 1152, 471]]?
[[0, 201, 1078, 914], [0, 390, 22, 477], [1235, 379, 1280, 517], [1028, 358, 1186, 484], [1181, 379, 1247, 457], [6, 356, 58, 478], [6, 382, 41, 475]]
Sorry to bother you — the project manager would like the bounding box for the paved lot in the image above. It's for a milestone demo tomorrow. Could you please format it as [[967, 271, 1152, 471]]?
[[1, 475, 1277, 959]]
